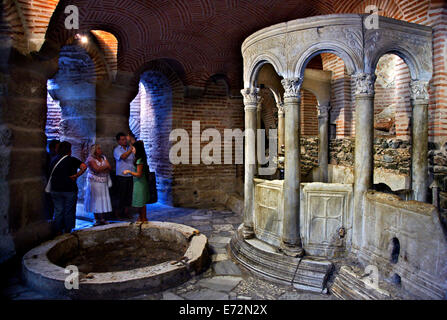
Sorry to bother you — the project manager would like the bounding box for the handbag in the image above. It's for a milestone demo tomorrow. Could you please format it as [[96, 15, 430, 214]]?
[[147, 171, 157, 204], [107, 174, 112, 188], [45, 155, 68, 193]]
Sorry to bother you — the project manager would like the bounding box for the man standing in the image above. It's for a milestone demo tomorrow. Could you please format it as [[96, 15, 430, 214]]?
[[113, 132, 135, 219]]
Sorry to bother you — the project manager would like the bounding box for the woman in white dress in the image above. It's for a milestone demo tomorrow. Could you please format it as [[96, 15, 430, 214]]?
[[84, 144, 112, 226]]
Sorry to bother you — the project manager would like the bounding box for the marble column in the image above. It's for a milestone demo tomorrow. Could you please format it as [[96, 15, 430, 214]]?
[[317, 103, 331, 182], [241, 88, 260, 239], [410, 80, 429, 202], [280, 78, 304, 257], [277, 102, 285, 155], [352, 73, 376, 250], [256, 97, 263, 174]]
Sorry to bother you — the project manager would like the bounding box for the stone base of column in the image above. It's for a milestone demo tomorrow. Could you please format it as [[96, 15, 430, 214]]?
[[280, 241, 304, 257], [230, 226, 332, 293], [242, 224, 255, 239]]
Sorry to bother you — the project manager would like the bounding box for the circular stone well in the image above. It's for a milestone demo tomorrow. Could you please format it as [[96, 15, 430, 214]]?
[[23, 222, 209, 299]]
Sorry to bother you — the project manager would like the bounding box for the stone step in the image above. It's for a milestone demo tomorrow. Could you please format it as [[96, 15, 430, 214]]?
[[330, 265, 391, 300]]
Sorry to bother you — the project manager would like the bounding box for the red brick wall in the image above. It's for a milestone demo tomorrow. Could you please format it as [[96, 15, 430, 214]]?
[[373, 54, 411, 139], [321, 53, 353, 138], [45, 90, 61, 141], [172, 78, 244, 207], [301, 89, 318, 136], [259, 88, 277, 133]]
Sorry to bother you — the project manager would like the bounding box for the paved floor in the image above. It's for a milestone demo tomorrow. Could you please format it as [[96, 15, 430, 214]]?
[[1, 203, 335, 300]]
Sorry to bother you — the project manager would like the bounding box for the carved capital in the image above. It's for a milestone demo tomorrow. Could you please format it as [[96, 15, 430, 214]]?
[[353, 73, 376, 96], [410, 80, 429, 102], [317, 104, 331, 119], [241, 87, 260, 111], [281, 77, 303, 99]]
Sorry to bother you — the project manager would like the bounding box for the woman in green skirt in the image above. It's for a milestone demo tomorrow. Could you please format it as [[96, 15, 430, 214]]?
[[122, 140, 150, 222]]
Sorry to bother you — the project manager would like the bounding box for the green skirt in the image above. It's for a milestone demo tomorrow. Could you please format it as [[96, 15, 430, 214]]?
[[132, 174, 150, 207]]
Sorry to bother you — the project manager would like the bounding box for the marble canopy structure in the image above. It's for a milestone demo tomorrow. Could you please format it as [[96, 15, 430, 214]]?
[[230, 14, 447, 299]]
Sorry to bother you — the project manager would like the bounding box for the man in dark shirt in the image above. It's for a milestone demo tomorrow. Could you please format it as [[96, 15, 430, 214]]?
[[49, 141, 87, 234]]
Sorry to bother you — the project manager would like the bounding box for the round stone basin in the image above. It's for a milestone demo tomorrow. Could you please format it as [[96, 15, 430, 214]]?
[[22, 222, 209, 299]]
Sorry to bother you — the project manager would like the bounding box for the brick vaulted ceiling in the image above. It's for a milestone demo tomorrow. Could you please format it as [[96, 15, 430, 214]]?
[[42, 0, 337, 88], [7, 0, 444, 89]]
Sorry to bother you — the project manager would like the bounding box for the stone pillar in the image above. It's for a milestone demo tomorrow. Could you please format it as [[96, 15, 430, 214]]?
[[256, 97, 263, 174], [96, 73, 136, 168], [49, 80, 96, 201], [410, 80, 429, 202], [277, 102, 285, 155], [241, 87, 259, 239], [317, 103, 331, 182], [280, 78, 304, 257], [352, 73, 376, 250]]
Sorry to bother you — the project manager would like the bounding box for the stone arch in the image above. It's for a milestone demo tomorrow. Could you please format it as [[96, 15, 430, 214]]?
[[369, 46, 429, 81], [247, 55, 285, 88], [129, 59, 185, 205], [294, 43, 360, 79], [205, 74, 231, 97]]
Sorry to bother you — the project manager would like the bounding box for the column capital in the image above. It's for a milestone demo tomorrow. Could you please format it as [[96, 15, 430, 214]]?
[[281, 77, 303, 100], [410, 80, 429, 103], [317, 103, 331, 119], [241, 87, 260, 111], [353, 72, 376, 97]]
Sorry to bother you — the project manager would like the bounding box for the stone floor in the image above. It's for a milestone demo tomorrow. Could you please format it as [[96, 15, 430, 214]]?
[[0, 202, 335, 300]]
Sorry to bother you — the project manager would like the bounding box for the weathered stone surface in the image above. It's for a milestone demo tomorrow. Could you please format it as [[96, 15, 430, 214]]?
[[230, 228, 333, 293], [23, 222, 209, 299], [182, 288, 229, 300], [330, 266, 391, 300], [197, 276, 242, 292], [300, 183, 353, 257], [162, 291, 185, 300], [355, 192, 447, 299], [213, 260, 242, 276]]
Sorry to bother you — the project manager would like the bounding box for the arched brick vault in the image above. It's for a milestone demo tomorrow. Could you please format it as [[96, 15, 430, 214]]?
[[4, 1, 444, 98], [42, 0, 339, 91]]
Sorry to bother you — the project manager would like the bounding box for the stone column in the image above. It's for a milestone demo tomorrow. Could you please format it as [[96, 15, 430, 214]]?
[[256, 97, 263, 174], [317, 103, 331, 182], [410, 80, 429, 202], [280, 78, 304, 257], [241, 88, 259, 239], [96, 73, 135, 167], [49, 79, 96, 202], [352, 73, 376, 250], [277, 102, 285, 155]]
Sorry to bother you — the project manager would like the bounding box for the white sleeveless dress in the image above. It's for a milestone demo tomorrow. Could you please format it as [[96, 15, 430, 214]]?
[[84, 156, 112, 213]]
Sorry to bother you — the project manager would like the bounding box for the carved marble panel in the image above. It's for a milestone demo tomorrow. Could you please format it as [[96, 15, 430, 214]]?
[[253, 179, 284, 247], [300, 183, 353, 257]]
